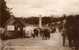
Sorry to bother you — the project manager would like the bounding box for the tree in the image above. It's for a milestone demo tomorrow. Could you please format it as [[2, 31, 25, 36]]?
[[0, 0, 11, 26]]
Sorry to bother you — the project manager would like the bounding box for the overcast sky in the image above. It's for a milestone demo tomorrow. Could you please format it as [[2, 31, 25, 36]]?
[[6, 0, 79, 17]]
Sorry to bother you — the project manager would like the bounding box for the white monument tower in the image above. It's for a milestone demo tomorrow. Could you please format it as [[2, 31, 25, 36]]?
[[39, 15, 42, 28]]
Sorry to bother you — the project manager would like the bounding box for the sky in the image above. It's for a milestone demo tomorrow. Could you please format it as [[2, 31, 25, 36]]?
[[6, 0, 79, 17]]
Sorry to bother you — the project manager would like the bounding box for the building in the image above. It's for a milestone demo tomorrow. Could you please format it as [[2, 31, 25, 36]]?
[[2, 16, 26, 40]]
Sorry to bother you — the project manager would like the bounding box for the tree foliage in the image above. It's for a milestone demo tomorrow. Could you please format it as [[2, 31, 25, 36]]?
[[0, 0, 11, 26]]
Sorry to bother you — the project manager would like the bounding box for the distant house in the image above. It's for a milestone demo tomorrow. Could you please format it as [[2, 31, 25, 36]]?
[[3, 16, 26, 31], [2, 16, 26, 39]]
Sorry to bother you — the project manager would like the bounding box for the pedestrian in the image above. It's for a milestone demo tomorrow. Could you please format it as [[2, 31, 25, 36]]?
[[34, 28, 39, 37], [43, 29, 50, 40], [0, 27, 5, 50], [62, 29, 67, 47], [64, 16, 75, 48], [65, 16, 79, 50]]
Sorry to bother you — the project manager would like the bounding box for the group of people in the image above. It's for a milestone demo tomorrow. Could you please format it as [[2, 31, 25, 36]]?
[[32, 28, 51, 40]]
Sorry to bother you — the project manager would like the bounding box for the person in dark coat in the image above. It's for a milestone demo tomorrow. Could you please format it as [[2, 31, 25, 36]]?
[[64, 16, 75, 47], [63, 15, 79, 50], [33, 28, 39, 38], [43, 29, 50, 40], [73, 16, 79, 50]]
